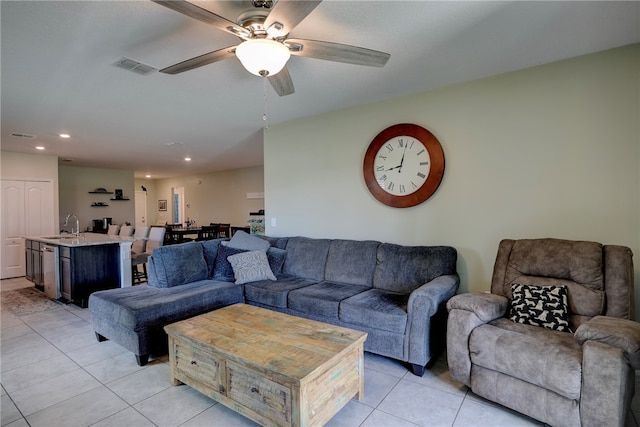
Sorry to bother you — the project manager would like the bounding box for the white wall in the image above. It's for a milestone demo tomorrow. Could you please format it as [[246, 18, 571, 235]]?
[[265, 45, 640, 311], [154, 166, 264, 227], [58, 165, 135, 232], [0, 151, 60, 228]]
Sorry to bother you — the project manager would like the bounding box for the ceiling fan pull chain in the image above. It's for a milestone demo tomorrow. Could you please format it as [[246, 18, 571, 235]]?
[[262, 77, 269, 129]]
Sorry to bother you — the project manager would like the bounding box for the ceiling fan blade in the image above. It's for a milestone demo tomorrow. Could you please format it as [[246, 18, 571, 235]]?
[[286, 38, 390, 67], [268, 66, 295, 96], [151, 0, 250, 38], [160, 46, 237, 74], [264, 0, 322, 37]]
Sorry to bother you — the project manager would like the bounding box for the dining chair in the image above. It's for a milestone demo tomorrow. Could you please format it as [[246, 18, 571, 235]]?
[[119, 225, 134, 237], [131, 226, 149, 254], [164, 224, 182, 245], [132, 226, 165, 284], [107, 224, 121, 236], [197, 225, 218, 241], [217, 223, 231, 239]]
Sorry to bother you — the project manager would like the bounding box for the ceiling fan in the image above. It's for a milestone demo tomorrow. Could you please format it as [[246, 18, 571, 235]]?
[[152, 0, 390, 96]]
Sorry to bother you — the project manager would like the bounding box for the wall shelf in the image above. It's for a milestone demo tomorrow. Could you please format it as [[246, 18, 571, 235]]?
[[91, 203, 109, 207], [89, 191, 113, 194], [109, 198, 130, 201]]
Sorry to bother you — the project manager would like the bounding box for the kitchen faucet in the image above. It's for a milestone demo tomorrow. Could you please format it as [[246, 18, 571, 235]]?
[[64, 213, 80, 236]]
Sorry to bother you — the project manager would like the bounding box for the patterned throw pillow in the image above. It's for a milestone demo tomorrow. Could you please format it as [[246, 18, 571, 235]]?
[[509, 284, 571, 332], [227, 250, 277, 285], [212, 245, 247, 279]]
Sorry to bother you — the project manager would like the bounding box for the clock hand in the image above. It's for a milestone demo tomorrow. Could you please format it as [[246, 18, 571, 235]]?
[[397, 144, 408, 172]]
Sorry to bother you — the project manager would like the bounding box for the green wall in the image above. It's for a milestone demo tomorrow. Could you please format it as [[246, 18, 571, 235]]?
[[264, 44, 640, 312]]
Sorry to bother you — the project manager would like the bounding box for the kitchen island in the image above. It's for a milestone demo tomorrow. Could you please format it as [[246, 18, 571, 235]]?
[[25, 233, 137, 307]]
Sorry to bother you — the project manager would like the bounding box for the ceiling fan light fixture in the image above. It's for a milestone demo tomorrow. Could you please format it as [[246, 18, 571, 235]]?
[[236, 39, 290, 77]]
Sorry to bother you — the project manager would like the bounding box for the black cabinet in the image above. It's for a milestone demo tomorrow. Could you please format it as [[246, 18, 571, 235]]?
[[59, 244, 120, 307], [25, 240, 43, 290]]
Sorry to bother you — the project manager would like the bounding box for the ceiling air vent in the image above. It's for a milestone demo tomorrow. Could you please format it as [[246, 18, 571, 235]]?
[[10, 132, 36, 139], [113, 57, 157, 75]]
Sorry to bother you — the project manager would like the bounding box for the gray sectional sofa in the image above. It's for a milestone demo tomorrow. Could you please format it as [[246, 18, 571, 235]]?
[[89, 233, 459, 375]]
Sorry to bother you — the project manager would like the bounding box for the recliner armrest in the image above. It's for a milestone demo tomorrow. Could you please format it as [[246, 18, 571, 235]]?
[[446, 293, 508, 323], [575, 315, 640, 369]]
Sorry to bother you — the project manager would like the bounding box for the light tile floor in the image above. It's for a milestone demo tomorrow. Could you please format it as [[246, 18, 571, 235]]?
[[1, 276, 639, 427]]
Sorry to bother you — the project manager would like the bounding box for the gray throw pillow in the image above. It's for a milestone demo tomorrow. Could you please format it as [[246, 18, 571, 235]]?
[[227, 230, 271, 252], [227, 250, 277, 285]]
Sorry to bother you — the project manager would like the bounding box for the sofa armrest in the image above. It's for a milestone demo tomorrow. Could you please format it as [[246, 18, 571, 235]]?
[[446, 293, 508, 386], [446, 293, 508, 323], [404, 274, 459, 369], [575, 315, 640, 369], [408, 274, 460, 317]]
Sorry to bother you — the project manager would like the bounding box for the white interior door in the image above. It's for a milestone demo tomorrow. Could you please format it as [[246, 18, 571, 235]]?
[[25, 181, 54, 237], [1, 181, 26, 278], [1, 179, 55, 279], [134, 190, 147, 227]]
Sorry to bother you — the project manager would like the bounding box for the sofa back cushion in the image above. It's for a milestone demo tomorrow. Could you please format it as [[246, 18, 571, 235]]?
[[491, 238, 618, 326], [325, 239, 379, 287], [199, 239, 225, 278], [373, 244, 457, 293], [283, 237, 331, 280], [148, 242, 208, 288]]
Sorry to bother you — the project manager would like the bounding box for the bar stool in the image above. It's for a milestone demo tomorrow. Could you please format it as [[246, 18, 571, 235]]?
[[131, 226, 165, 284]]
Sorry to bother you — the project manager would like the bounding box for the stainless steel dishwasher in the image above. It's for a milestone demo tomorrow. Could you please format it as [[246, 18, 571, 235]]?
[[42, 245, 60, 299]]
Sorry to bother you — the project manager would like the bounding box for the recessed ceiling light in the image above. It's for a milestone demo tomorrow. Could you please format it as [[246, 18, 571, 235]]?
[[35, 146, 45, 150], [184, 157, 191, 162], [145, 174, 151, 178], [59, 133, 70, 138]]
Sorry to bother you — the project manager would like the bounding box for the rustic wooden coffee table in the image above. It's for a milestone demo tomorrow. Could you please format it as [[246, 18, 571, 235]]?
[[164, 303, 367, 427]]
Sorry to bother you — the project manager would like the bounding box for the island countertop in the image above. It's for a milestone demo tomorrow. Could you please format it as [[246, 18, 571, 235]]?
[[25, 233, 138, 247]]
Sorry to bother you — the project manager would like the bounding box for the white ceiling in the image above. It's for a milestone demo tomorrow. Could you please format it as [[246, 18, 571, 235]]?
[[2, 1, 638, 178]]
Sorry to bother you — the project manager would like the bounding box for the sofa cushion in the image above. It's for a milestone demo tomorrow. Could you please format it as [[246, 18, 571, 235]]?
[[89, 281, 244, 330], [258, 235, 289, 249], [373, 244, 457, 293], [266, 247, 287, 275], [288, 281, 368, 318], [509, 284, 571, 332], [148, 242, 208, 288], [340, 289, 409, 334], [244, 275, 318, 308], [283, 237, 331, 281], [325, 239, 379, 287], [228, 250, 276, 285], [213, 244, 248, 280], [227, 230, 271, 252], [492, 239, 606, 320], [470, 318, 582, 400], [199, 239, 226, 278]]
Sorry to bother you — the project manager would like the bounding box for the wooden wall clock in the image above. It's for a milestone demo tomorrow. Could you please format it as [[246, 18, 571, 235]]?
[[363, 123, 445, 208]]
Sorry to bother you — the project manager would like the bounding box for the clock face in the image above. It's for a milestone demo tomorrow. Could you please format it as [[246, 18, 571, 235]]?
[[373, 136, 430, 196], [363, 123, 445, 208]]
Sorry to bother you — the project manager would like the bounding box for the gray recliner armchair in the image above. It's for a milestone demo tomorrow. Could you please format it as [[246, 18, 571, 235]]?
[[447, 238, 640, 427]]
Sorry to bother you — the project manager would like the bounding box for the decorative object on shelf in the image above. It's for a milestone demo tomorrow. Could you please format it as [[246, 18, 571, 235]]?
[[363, 123, 445, 208], [89, 188, 113, 194], [158, 200, 167, 211], [114, 189, 123, 200], [91, 202, 109, 207]]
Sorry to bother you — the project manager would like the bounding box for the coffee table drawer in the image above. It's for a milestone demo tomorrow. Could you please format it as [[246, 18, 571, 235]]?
[[227, 361, 292, 425], [174, 341, 224, 393]]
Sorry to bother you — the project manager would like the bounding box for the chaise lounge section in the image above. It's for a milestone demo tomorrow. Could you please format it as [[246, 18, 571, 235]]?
[[89, 233, 459, 375]]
